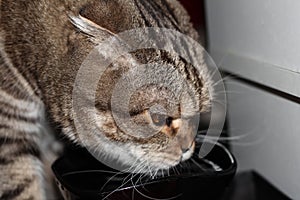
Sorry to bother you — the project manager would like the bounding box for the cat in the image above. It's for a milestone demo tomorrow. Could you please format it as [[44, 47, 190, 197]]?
[[0, 0, 212, 199]]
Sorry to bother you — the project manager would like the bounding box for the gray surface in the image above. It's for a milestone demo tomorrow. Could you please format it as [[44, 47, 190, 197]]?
[[205, 1, 300, 198], [205, 0, 300, 97], [225, 79, 300, 199]]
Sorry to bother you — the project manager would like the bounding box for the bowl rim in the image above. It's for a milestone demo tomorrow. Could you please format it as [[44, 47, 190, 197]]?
[[52, 141, 237, 197]]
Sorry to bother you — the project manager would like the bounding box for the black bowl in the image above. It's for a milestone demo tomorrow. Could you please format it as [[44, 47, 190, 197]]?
[[52, 142, 236, 200]]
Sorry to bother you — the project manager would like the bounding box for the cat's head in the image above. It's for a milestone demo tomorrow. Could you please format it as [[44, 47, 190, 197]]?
[[67, 0, 212, 173], [72, 48, 212, 173]]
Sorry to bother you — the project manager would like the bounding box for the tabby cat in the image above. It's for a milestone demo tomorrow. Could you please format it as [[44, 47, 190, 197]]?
[[0, 0, 212, 199]]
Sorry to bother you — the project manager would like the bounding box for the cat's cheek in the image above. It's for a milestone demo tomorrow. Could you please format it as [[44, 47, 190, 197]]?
[[150, 148, 182, 169], [145, 157, 180, 170]]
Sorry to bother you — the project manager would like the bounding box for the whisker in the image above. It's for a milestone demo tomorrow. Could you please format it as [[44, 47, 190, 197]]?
[[130, 173, 182, 200], [216, 52, 229, 68], [102, 172, 140, 200], [191, 158, 206, 171], [100, 170, 129, 193], [211, 99, 227, 107], [229, 134, 266, 146], [61, 169, 119, 177], [137, 173, 149, 193], [153, 169, 159, 179], [100, 158, 140, 193], [211, 75, 233, 88], [132, 163, 151, 192], [148, 165, 153, 178], [213, 90, 243, 95], [131, 186, 135, 200], [197, 125, 263, 143], [197, 134, 246, 141], [174, 166, 179, 176], [198, 130, 226, 134]]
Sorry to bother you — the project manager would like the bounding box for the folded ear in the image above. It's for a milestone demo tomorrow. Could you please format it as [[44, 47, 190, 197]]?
[[69, 15, 116, 42]]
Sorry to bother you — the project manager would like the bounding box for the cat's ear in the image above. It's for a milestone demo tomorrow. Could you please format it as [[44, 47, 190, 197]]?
[[69, 15, 117, 41]]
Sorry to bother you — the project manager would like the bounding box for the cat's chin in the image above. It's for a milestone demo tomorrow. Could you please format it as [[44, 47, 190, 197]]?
[[149, 160, 181, 171], [113, 151, 181, 174], [94, 143, 182, 173]]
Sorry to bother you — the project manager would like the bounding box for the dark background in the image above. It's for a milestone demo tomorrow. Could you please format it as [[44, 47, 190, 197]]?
[[179, 0, 206, 45]]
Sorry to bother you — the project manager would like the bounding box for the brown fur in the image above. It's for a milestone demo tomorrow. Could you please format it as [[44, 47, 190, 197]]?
[[0, 0, 211, 199]]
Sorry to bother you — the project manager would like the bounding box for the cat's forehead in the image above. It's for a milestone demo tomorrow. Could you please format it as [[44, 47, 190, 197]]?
[[129, 84, 181, 113], [77, 0, 147, 33], [72, 0, 188, 34]]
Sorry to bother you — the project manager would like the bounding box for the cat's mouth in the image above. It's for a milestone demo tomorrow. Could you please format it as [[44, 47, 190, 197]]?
[[181, 141, 195, 162], [136, 141, 196, 173]]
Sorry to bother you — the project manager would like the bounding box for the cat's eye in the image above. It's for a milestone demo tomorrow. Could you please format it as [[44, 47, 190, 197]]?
[[150, 113, 167, 127]]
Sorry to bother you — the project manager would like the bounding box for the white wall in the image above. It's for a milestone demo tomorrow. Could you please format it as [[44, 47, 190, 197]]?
[[226, 79, 300, 199], [205, 0, 300, 199], [205, 0, 300, 97]]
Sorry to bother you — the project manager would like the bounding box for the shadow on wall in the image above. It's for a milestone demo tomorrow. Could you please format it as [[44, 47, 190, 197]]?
[[179, 0, 207, 46]]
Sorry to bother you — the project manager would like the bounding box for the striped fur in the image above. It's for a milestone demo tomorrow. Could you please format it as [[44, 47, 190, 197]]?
[[0, 0, 211, 199]]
